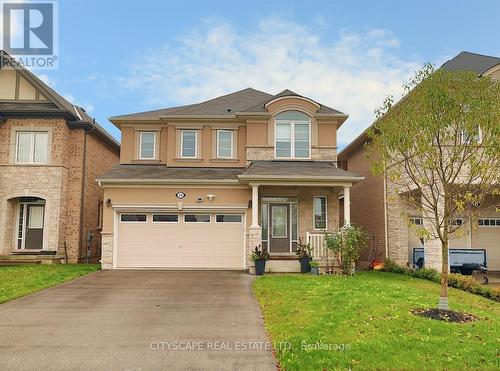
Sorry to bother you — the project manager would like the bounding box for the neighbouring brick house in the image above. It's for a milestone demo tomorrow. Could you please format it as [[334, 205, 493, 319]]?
[[0, 51, 120, 263], [338, 51, 500, 271], [97, 88, 363, 271]]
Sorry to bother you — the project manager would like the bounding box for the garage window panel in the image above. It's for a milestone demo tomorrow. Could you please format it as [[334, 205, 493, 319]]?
[[121, 214, 147, 222], [216, 214, 242, 223], [478, 218, 500, 227], [184, 214, 211, 223], [152, 214, 178, 223]]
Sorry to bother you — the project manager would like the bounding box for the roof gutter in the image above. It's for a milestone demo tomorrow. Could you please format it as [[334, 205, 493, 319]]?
[[237, 174, 365, 182], [96, 178, 241, 185]]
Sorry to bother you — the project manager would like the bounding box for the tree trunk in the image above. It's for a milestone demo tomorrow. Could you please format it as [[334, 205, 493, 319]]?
[[438, 236, 449, 311]]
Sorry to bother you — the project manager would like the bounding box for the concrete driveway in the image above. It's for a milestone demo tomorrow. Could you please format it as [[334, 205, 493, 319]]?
[[0, 270, 276, 371]]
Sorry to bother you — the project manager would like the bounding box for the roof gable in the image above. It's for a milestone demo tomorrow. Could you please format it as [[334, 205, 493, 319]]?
[[0, 50, 119, 149]]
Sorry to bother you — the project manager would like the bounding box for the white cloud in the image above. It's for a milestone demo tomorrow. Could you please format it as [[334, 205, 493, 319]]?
[[35, 73, 54, 87], [121, 18, 422, 147]]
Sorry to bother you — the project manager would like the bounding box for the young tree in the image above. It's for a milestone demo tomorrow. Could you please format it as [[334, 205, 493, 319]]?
[[368, 65, 500, 310]]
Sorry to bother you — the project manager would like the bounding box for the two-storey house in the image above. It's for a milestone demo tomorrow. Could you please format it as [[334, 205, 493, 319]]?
[[98, 88, 363, 271], [0, 51, 120, 263], [338, 51, 500, 271]]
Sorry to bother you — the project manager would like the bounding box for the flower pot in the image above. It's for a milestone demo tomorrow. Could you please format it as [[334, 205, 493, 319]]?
[[310, 266, 320, 275], [254, 259, 266, 275], [299, 257, 312, 273]]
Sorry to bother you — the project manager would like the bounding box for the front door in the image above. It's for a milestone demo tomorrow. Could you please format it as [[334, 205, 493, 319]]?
[[269, 204, 290, 254], [23, 205, 44, 250]]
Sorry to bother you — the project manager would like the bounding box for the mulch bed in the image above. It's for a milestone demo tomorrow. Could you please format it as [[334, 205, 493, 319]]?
[[411, 308, 478, 323]]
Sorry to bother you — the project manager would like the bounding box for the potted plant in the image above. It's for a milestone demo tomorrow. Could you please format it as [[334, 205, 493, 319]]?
[[251, 245, 269, 276], [310, 260, 320, 275], [296, 238, 313, 273]]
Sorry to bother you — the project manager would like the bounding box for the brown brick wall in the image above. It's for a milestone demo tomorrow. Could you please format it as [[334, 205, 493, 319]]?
[[0, 118, 119, 262], [81, 132, 119, 262], [344, 145, 386, 263]]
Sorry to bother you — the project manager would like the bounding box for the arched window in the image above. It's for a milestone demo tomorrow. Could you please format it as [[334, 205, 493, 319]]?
[[275, 110, 310, 158]]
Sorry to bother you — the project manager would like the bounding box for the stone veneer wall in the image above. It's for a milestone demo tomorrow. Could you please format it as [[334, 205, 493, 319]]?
[[246, 146, 336, 162], [100, 233, 114, 269]]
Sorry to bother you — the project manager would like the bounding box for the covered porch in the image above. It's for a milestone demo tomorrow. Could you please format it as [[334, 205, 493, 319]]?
[[238, 161, 363, 271]]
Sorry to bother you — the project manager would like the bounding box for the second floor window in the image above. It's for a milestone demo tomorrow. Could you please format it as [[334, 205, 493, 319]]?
[[217, 130, 233, 158], [139, 132, 155, 159], [275, 110, 310, 159], [181, 130, 197, 158], [16, 131, 48, 164]]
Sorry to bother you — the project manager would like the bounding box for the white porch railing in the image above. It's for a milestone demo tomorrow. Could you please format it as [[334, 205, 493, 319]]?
[[306, 232, 331, 260]]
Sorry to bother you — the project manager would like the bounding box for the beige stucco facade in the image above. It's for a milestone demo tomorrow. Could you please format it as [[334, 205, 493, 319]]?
[[114, 96, 341, 168]]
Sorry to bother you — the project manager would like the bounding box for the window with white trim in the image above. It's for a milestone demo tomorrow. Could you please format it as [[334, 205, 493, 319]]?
[[275, 111, 310, 158], [16, 131, 48, 164], [152, 214, 178, 223], [313, 196, 327, 229], [460, 126, 483, 144], [120, 214, 147, 222], [217, 130, 233, 158], [409, 217, 423, 226], [216, 214, 242, 223], [184, 214, 210, 223], [139, 132, 155, 159], [181, 130, 197, 158], [478, 218, 500, 226]]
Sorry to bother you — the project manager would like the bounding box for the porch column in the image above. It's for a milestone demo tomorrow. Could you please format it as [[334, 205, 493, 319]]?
[[251, 185, 259, 227], [343, 186, 351, 226]]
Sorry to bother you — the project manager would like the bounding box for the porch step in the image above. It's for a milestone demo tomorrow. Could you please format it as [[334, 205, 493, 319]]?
[[0, 254, 64, 265], [0, 259, 42, 265], [268, 255, 298, 260], [265, 259, 301, 273]]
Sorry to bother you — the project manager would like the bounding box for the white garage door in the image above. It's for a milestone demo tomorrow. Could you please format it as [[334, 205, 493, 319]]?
[[477, 218, 500, 271], [117, 212, 245, 269]]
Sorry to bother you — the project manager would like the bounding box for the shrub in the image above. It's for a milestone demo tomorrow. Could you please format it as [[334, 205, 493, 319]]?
[[381, 259, 499, 302], [412, 268, 440, 283], [325, 224, 368, 275]]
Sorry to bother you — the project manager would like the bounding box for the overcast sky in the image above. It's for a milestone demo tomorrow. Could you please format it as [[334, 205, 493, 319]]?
[[23, 0, 500, 148]]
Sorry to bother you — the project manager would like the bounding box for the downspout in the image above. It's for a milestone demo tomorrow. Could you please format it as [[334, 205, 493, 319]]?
[[78, 129, 88, 261], [78, 122, 95, 261], [383, 161, 389, 258]]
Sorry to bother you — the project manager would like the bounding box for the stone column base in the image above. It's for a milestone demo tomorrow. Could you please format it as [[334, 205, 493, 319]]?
[[247, 226, 262, 273], [100, 233, 113, 269]]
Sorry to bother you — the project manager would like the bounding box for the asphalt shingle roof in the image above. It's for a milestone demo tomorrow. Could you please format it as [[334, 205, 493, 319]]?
[[110, 87, 345, 121], [97, 165, 245, 181], [441, 51, 500, 75], [240, 161, 361, 179]]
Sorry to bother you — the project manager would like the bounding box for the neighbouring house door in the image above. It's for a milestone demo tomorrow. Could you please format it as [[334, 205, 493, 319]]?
[[24, 205, 44, 250], [269, 204, 290, 254]]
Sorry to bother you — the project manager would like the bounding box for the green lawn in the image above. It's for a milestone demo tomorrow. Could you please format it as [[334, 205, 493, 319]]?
[[253, 271, 500, 370], [0, 264, 100, 304]]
